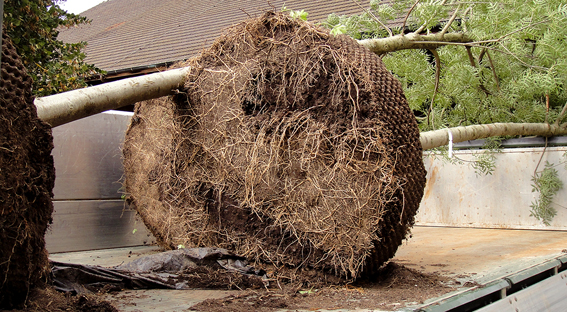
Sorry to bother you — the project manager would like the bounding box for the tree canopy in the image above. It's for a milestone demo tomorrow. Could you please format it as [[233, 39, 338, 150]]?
[[2, 0, 102, 96], [325, 0, 567, 132]]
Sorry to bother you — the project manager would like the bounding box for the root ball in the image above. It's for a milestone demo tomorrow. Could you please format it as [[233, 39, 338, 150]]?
[[124, 12, 425, 279]]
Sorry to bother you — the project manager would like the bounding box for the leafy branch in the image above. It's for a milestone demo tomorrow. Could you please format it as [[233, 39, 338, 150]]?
[[3, 0, 105, 96], [325, 0, 567, 133], [530, 161, 563, 225]]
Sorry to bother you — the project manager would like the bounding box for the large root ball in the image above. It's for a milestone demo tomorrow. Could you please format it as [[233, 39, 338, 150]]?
[[0, 33, 56, 308], [124, 12, 426, 279]]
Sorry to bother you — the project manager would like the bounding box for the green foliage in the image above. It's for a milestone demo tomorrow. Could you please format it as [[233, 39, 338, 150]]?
[[470, 137, 502, 176], [430, 139, 500, 176], [325, 0, 567, 132], [289, 9, 309, 21], [282, 5, 309, 21], [323, 1, 567, 225], [530, 161, 563, 225], [3, 0, 104, 96]]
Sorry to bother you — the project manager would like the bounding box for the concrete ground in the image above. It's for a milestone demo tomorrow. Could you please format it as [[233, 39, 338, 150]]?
[[49, 226, 567, 311]]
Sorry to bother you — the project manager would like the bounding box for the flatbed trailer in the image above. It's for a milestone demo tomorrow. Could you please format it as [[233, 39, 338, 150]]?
[[46, 111, 567, 311]]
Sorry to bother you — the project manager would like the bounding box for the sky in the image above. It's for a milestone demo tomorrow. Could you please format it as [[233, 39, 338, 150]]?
[[59, 0, 107, 14]]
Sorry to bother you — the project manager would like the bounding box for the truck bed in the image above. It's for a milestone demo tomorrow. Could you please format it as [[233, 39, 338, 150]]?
[[50, 225, 567, 311]]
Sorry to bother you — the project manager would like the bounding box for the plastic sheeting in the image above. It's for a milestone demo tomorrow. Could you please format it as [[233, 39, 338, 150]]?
[[52, 247, 266, 294]]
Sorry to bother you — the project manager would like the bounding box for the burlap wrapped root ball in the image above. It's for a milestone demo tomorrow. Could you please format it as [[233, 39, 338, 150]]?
[[0, 32, 55, 308], [124, 12, 426, 279]]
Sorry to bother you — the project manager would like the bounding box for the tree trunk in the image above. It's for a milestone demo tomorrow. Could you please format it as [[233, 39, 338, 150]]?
[[34, 67, 567, 147], [34, 67, 190, 127], [358, 33, 471, 55], [420, 123, 567, 150]]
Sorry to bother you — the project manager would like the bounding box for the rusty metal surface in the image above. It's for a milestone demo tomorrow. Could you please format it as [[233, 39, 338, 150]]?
[[417, 147, 567, 230]]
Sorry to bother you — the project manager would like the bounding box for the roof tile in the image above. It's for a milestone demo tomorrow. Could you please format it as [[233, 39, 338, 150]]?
[[59, 0, 376, 72]]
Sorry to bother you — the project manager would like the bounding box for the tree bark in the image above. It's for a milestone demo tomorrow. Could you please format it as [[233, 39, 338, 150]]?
[[420, 123, 567, 150], [358, 32, 471, 55], [34, 67, 190, 127], [33, 66, 567, 148]]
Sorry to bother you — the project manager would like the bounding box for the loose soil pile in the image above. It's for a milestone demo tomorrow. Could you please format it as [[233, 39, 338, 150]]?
[[124, 12, 426, 280], [8, 287, 118, 312], [0, 31, 56, 308], [189, 262, 452, 312]]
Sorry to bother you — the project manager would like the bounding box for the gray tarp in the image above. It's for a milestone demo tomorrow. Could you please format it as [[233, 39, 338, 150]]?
[[52, 247, 267, 294]]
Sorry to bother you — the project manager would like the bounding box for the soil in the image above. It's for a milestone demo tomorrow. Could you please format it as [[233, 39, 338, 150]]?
[[165, 266, 267, 290], [189, 262, 453, 311], [8, 287, 118, 312], [8, 260, 454, 312]]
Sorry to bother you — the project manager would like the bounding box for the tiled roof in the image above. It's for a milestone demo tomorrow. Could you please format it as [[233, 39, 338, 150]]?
[[58, 0, 374, 72]]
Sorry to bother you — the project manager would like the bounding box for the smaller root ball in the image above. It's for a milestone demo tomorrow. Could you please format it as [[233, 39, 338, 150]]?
[[0, 32, 55, 308]]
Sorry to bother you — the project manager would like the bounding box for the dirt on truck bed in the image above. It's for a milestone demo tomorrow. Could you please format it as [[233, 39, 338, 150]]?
[[10, 262, 451, 312], [188, 262, 452, 312]]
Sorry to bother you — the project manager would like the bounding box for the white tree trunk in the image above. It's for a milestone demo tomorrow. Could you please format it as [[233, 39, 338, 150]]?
[[33, 53, 567, 149], [358, 33, 470, 55], [420, 123, 567, 150], [33, 66, 567, 147], [34, 67, 190, 127]]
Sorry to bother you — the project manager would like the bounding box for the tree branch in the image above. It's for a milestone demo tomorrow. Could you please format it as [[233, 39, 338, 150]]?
[[440, 5, 460, 37], [358, 32, 470, 55], [427, 49, 441, 127], [350, 0, 393, 37], [466, 46, 491, 96], [473, 19, 550, 45], [485, 50, 501, 91], [555, 101, 567, 126], [402, 0, 421, 32], [420, 122, 567, 150], [465, 46, 476, 66]]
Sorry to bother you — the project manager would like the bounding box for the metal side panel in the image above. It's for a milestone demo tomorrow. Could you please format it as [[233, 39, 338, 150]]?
[[505, 260, 561, 286], [418, 147, 567, 230], [420, 279, 510, 312], [476, 271, 567, 312], [46, 200, 154, 253], [51, 110, 133, 200]]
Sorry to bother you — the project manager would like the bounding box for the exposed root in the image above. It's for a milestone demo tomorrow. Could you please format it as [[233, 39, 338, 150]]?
[[124, 12, 426, 280]]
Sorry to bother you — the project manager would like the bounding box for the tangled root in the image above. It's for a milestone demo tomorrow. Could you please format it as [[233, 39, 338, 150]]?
[[124, 12, 425, 279]]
